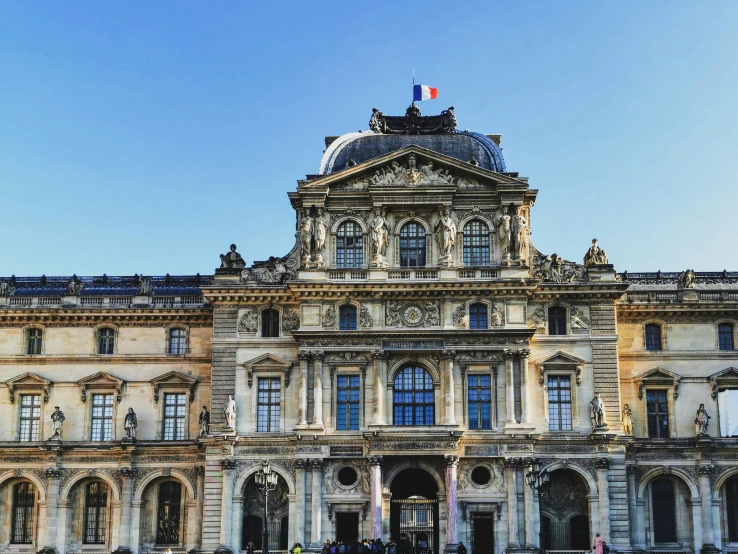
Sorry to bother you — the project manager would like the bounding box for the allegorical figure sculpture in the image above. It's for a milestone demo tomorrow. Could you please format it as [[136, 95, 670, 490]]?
[[497, 207, 512, 264], [66, 275, 82, 295], [224, 395, 237, 431], [512, 207, 528, 262], [199, 405, 210, 437], [220, 244, 246, 269], [590, 392, 606, 431], [370, 207, 390, 267], [622, 404, 634, 435], [678, 269, 696, 289], [313, 208, 328, 268], [299, 208, 313, 267], [124, 407, 137, 439], [583, 238, 608, 267], [50, 406, 65, 440], [436, 206, 457, 264], [490, 305, 503, 326], [694, 403, 711, 436]]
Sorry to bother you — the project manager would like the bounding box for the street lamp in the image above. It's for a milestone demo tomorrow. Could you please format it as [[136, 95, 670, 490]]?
[[525, 458, 550, 554], [254, 460, 279, 554]]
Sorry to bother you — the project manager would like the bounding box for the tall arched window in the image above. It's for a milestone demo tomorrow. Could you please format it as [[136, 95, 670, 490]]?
[[548, 307, 567, 336], [719, 323, 734, 351], [26, 328, 43, 355], [11, 482, 36, 544], [339, 305, 357, 331], [98, 328, 115, 355], [469, 303, 488, 329], [463, 220, 490, 266], [651, 478, 676, 543], [400, 222, 426, 268], [337, 221, 363, 268], [261, 309, 280, 338], [727, 477, 738, 542], [84, 482, 108, 544], [393, 366, 434, 426], [156, 481, 182, 545], [645, 324, 662, 351]]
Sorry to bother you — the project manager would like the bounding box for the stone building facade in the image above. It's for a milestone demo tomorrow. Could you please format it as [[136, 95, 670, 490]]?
[[0, 105, 737, 554]]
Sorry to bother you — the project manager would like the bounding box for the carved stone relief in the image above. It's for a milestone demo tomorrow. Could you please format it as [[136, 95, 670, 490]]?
[[322, 305, 336, 328], [570, 308, 590, 330], [386, 300, 441, 328], [360, 304, 373, 329], [282, 309, 300, 332], [527, 305, 546, 329], [458, 458, 505, 494], [323, 459, 370, 495], [238, 306, 259, 333]]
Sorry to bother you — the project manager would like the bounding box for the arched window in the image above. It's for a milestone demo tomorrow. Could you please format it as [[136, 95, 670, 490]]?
[[339, 305, 357, 331], [719, 323, 734, 351], [469, 303, 488, 330], [548, 307, 567, 336], [156, 481, 182, 545], [261, 309, 280, 338], [463, 220, 490, 266], [168, 328, 187, 355], [26, 328, 43, 355], [11, 482, 36, 544], [651, 478, 676, 543], [393, 366, 434, 426], [242, 514, 263, 550], [84, 482, 108, 544], [645, 324, 662, 351], [337, 221, 363, 268], [400, 222, 426, 268], [727, 477, 738, 542], [98, 328, 115, 355]]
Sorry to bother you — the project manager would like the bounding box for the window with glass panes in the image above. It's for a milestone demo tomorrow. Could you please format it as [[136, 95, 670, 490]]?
[[547, 376, 572, 431], [257, 378, 281, 432], [98, 328, 115, 354], [645, 324, 662, 351], [393, 366, 434, 426], [163, 394, 187, 440], [84, 483, 108, 544], [261, 309, 280, 338], [169, 328, 187, 354], [19, 395, 41, 442], [27, 329, 42, 355], [646, 390, 669, 438], [90, 394, 114, 441], [719, 323, 734, 351], [11, 482, 35, 544], [463, 220, 490, 266], [337, 221, 363, 268], [548, 307, 567, 336], [467, 374, 491, 430], [469, 303, 488, 330], [339, 305, 357, 331], [336, 375, 360, 430], [399, 222, 426, 267]]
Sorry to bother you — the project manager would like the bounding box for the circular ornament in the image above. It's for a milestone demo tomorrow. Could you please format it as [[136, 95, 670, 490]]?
[[401, 304, 425, 327]]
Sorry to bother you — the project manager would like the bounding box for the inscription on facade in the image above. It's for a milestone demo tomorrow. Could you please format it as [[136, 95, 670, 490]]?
[[382, 339, 444, 350], [329, 446, 365, 457], [464, 445, 500, 457]]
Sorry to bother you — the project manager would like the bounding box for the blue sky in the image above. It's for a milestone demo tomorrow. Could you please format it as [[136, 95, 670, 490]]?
[[1, 1, 737, 276]]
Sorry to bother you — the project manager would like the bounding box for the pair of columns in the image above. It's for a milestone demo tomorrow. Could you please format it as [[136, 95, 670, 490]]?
[[297, 351, 325, 428], [294, 458, 325, 548], [503, 349, 531, 426]]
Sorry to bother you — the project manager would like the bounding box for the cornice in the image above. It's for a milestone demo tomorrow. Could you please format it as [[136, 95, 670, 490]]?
[[0, 355, 211, 365], [616, 303, 738, 321], [0, 310, 212, 327]]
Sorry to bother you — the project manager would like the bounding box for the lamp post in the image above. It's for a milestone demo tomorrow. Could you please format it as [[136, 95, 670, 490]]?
[[525, 458, 550, 554], [254, 460, 278, 554]]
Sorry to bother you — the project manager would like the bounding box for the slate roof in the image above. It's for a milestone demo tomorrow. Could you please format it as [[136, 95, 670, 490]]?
[[0, 275, 211, 297]]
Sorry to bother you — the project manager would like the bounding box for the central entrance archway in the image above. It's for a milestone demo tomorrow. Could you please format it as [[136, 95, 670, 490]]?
[[390, 468, 439, 554], [540, 469, 590, 550]]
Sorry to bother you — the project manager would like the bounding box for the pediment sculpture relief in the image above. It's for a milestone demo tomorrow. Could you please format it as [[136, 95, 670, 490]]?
[[370, 153, 456, 186], [531, 247, 587, 283]]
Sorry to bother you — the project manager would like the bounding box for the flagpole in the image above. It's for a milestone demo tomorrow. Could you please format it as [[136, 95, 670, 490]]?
[[412, 68, 415, 104]]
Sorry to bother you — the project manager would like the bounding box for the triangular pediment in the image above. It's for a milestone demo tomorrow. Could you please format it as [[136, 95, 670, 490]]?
[[636, 367, 681, 399], [77, 371, 125, 402], [709, 367, 738, 398], [539, 351, 586, 366], [5, 372, 52, 404], [150, 371, 198, 404], [244, 353, 293, 370], [709, 367, 738, 381]]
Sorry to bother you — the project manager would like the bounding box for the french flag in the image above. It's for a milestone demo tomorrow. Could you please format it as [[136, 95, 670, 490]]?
[[413, 84, 438, 102]]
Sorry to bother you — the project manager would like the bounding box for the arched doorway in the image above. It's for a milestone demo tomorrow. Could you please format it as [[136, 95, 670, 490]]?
[[540, 470, 590, 550], [390, 468, 439, 554], [241, 473, 290, 551]]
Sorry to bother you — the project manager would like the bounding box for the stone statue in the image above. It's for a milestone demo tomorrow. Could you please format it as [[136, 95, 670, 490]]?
[[50, 406, 65, 440], [220, 244, 246, 269], [589, 392, 606, 431], [678, 269, 696, 289], [583, 239, 608, 267], [199, 406, 210, 436], [137, 275, 153, 295], [224, 395, 237, 431], [66, 275, 82, 295], [497, 207, 512, 263], [694, 403, 711, 436], [490, 305, 504, 326], [435, 206, 457, 263], [512, 207, 528, 262], [370, 207, 389, 266], [622, 404, 634, 435], [124, 407, 137, 439], [299, 209, 313, 266], [313, 208, 328, 268], [0, 279, 15, 296]]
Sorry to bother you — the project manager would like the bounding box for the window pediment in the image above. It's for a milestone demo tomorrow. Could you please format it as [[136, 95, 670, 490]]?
[[636, 367, 682, 399], [537, 351, 585, 386], [77, 371, 125, 403], [709, 367, 738, 398], [5, 372, 52, 403], [150, 370, 198, 403], [244, 353, 293, 388]]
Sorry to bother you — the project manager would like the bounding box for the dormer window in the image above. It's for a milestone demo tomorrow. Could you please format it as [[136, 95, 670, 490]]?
[[26, 329, 43, 355]]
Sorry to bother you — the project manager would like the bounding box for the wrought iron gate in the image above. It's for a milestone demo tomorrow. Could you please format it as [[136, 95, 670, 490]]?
[[470, 513, 494, 554], [390, 498, 439, 554]]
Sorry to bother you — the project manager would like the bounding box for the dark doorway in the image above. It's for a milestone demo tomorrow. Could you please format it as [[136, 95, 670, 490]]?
[[242, 515, 262, 550], [390, 469, 439, 554], [337, 512, 359, 543], [471, 513, 494, 554], [569, 514, 590, 550]]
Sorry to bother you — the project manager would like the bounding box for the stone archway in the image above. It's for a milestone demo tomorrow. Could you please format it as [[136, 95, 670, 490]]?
[[540, 469, 591, 550], [236, 473, 291, 552], [389, 468, 440, 554]]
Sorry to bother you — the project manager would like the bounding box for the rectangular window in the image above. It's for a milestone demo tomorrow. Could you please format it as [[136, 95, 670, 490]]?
[[645, 324, 662, 351], [257, 378, 281, 432], [19, 395, 41, 442], [91, 394, 114, 441], [98, 328, 115, 355], [163, 393, 187, 440], [467, 374, 492, 430], [547, 376, 573, 431], [169, 328, 187, 355], [718, 389, 738, 437], [27, 329, 43, 355], [719, 323, 734, 351], [336, 375, 360, 430], [646, 390, 670, 438]]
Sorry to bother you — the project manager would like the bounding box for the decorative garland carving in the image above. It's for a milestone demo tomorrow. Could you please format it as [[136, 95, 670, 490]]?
[[359, 305, 373, 329], [237, 307, 259, 333], [282, 309, 300, 332]]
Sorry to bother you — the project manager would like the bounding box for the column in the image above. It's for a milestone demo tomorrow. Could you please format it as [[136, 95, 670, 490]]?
[[595, 458, 611, 542], [371, 352, 387, 425], [219, 459, 237, 552], [56, 501, 71, 554], [519, 349, 531, 425], [445, 455, 459, 553], [626, 466, 638, 549], [297, 351, 310, 426], [698, 464, 719, 553], [523, 463, 536, 547], [311, 460, 324, 548], [312, 352, 325, 429], [505, 459, 520, 547], [369, 456, 384, 539], [115, 467, 135, 553], [42, 468, 60, 553], [504, 349, 516, 424], [295, 459, 308, 545], [442, 351, 457, 425]]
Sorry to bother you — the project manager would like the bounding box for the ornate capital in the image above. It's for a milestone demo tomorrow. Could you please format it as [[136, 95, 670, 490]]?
[[371, 351, 388, 361], [118, 467, 138, 478], [368, 455, 384, 467], [697, 464, 715, 475], [518, 348, 531, 359], [295, 458, 310, 470], [503, 349, 516, 360], [441, 350, 457, 360], [626, 465, 638, 475], [297, 350, 312, 361], [221, 459, 236, 471], [311, 351, 325, 362], [44, 468, 62, 479], [444, 454, 459, 468], [504, 457, 521, 468], [594, 458, 611, 470], [309, 459, 324, 470], [195, 466, 206, 476]]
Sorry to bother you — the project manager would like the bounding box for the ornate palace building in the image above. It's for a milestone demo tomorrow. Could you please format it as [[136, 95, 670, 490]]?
[[1, 105, 737, 554]]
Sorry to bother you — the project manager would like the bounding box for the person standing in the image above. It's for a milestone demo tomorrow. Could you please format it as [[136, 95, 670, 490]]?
[[458, 543, 467, 554]]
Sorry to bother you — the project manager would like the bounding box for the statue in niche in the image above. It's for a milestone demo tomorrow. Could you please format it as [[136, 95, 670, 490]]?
[[124, 407, 137, 439], [370, 207, 390, 267], [621, 404, 634, 435], [313, 208, 328, 268], [490, 305, 504, 326], [589, 392, 606, 431], [220, 244, 246, 269], [583, 239, 608, 267], [512, 207, 528, 262], [678, 269, 696, 289], [694, 403, 711, 436], [50, 406, 65, 440], [199, 406, 210, 436], [224, 396, 237, 431], [435, 206, 457, 264], [497, 207, 512, 264], [299, 208, 313, 267]]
